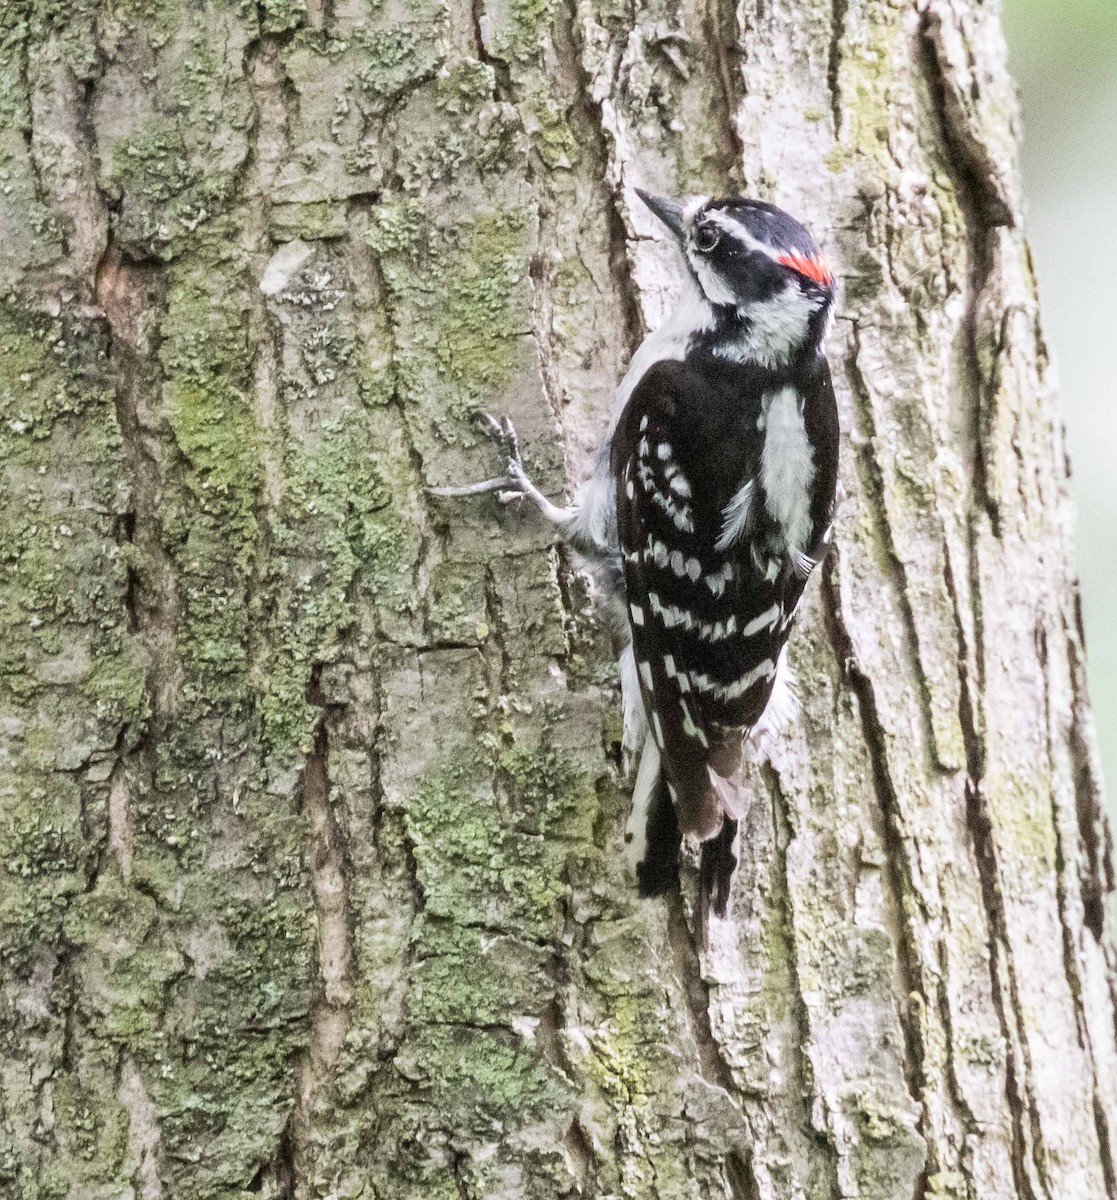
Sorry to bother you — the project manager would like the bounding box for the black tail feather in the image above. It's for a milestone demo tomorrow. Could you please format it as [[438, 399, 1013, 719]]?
[[699, 818, 739, 936], [636, 776, 681, 897]]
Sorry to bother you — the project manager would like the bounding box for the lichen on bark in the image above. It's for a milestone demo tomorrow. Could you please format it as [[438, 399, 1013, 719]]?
[[0, 0, 1114, 1196]]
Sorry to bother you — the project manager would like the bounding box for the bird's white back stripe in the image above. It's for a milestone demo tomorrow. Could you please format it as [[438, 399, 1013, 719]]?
[[761, 385, 815, 555]]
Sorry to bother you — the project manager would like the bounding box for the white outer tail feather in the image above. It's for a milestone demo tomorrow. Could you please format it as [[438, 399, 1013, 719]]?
[[618, 644, 647, 771], [624, 738, 660, 871], [745, 648, 799, 763]]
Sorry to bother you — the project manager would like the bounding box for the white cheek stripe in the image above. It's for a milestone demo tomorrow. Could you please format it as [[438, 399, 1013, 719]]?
[[714, 286, 821, 371]]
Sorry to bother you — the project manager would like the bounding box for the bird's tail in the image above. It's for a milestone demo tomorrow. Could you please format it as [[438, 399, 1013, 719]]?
[[699, 817, 739, 943], [629, 746, 743, 945], [636, 772, 681, 897]]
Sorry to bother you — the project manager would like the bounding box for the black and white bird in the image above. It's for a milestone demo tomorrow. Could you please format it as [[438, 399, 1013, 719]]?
[[432, 192, 839, 938]]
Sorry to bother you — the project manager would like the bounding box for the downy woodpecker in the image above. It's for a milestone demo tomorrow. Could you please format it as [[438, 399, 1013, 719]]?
[[432, 192, 838, 938]]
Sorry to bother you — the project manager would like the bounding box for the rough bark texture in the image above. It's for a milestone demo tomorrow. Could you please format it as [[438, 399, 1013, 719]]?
[[1, 0, 1114, 1196]]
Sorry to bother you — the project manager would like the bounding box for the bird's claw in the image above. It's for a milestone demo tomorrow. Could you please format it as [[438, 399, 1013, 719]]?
[[478, 412, 523, 469], [428, 414, 530, 500], [482, 414, 528, 500]]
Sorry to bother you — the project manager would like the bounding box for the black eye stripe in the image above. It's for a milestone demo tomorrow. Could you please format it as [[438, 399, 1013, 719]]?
[[693, 225, 720, 253]]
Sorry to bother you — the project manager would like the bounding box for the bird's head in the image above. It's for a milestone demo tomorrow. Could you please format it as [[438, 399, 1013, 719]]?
[[636, 191, 835, 366]]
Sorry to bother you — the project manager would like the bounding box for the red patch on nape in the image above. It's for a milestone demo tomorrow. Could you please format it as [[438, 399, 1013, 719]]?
[[777, 251, 833, 286]]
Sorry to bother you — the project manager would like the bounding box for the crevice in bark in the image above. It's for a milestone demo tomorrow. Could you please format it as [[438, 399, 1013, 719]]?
[[918, 4, 1014, 231], [563, 1116, 595, 1192], [98, 237, 180, 711], [844, 321, 942, 767], [963, 774, 1049, 1200], [1050, 771, 1117, 1200], [1095, 1092, 1117, 1200], [292, 668, 355, 1180], [481, 564, 521, 819], [562, 6, 645, 357], [702, 0, 745, 191], [828, 0, 848, 139], [765, 765, 845, 1200], [1068, 605, 1111, 941], [932, 937, 980, 1196], [940, 529, 983, 775], [1039, 622, 1117, 1199], [469, 0, 513, 102], [725, 1148, 763, 1200], [665, 889, 738, 1094], [819, 561, 930, 1166], [917, 5, 1002, 541], [273, 1123, 297, 1200]]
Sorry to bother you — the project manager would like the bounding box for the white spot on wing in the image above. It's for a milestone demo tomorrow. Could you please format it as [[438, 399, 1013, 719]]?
[[682, 707, 709, 748], [742, 603, 781, 637]]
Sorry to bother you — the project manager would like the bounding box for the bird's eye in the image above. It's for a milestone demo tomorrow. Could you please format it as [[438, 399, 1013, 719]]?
[[693, 224, 720, 254]]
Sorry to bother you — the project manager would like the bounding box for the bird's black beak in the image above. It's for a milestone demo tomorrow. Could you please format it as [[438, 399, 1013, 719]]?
[[635, 190, 686, 241]]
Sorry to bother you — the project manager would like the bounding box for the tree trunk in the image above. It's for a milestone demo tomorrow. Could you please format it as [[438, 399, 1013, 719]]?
[[1, 0, 1114, 1196]]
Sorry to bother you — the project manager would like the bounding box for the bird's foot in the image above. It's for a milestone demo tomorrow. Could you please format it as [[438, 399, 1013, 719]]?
[[427, 413, 536, 503], [428, 414, 574, 530]]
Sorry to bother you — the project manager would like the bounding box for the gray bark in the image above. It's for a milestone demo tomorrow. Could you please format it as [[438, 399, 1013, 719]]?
[[0, 0, 1113, 1197]]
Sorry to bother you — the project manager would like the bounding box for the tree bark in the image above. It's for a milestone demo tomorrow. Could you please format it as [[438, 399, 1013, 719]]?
[[1, 0, 1114, 1196]]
